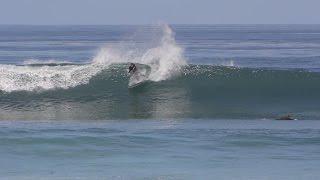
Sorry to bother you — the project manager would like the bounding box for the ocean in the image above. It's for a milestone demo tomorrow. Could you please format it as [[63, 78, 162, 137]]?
[[0, 24, 320, 179]]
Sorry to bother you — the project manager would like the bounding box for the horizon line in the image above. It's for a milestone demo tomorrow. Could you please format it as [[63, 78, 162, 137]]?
[[0, 23, 320, 26]]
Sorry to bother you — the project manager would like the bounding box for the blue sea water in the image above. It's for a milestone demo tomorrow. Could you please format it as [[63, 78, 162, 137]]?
[[0, 24, 320, 179]]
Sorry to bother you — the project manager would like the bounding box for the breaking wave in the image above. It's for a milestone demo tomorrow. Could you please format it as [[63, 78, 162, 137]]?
[[1, 64, 320, 120], [0, 24, 186, 92]]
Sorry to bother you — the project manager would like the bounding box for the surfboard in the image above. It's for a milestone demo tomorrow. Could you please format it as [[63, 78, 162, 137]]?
[[128, 71, 148, 88]]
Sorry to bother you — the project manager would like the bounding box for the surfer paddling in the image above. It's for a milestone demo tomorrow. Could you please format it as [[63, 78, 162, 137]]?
[[128, 63, 137, 73]]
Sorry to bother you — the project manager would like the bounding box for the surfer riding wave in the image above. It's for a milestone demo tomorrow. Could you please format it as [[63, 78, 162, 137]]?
[[128, 63, 137, 73], [128, 63, 150, 88]]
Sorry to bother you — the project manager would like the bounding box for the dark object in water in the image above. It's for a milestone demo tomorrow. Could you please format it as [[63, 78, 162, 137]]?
[[277, 115, 294, 120]]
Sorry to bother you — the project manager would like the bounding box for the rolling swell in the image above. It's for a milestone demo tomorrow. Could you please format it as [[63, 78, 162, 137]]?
[[0, 64, 319, 120]]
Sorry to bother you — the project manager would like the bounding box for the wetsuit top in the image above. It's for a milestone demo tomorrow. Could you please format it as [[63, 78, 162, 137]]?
[[129, 64, 137, 73]]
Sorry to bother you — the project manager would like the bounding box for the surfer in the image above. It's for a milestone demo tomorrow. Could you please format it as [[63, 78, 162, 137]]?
[[128, 63, 137, 73]]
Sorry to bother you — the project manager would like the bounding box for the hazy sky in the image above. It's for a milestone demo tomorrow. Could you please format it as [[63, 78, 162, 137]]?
[[0, 0, 319, 25]]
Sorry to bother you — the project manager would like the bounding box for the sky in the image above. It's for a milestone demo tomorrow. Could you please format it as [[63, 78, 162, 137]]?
[[0, 0, 319, 25]]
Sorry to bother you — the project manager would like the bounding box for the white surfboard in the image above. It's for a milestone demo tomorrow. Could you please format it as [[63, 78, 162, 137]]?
[[128, 71, 148, 88]]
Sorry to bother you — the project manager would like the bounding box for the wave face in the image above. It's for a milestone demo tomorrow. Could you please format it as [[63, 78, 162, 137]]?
[[1, 64, 319, 120]]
